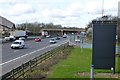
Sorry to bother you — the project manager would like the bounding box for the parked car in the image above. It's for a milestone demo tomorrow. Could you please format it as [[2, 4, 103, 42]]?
[[11, 40, 25, 49], [34, 38, 41, 42], [49, 38, 56, 44]]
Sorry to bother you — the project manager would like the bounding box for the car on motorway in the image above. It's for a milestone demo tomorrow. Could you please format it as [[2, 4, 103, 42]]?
[[46, 35, 51, 38], [11, 40, 25, 49], [19, 37, 26, 40], [9, 35, 15, 41], [4, 37, 10, 41], [56, 37, 60, 40], [63, 35, 67, 38], [34, 37, 41, 42], [75, 39, 80, 43], [49, 38, 56, 44]]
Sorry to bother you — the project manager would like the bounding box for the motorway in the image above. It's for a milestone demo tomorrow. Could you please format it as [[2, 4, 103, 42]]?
[[1, 37, 69, 76]]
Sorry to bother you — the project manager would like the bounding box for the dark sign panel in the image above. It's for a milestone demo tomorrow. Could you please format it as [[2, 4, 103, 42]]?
[[92, 21, 117, 69]]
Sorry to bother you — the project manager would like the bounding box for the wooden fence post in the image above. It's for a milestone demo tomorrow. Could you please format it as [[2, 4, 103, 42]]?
[[12, 69, 15, 80], [50, 50, 52, 57], [22, 64, 25, 78], [29, 60, 32, 72], [35, 57, 38, 66], [45, 53, 47, 60]]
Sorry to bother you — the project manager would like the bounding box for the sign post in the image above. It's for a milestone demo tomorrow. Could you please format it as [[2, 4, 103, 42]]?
[[80, 32, 85, 53], [90, 64, 94, 80]]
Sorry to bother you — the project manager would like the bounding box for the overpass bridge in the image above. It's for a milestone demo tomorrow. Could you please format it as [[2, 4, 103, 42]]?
[[40, 28, 85, 36]]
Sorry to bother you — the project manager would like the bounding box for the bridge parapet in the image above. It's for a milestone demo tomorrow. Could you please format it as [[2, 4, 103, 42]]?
[[40, 28, 85, 36], [41, 28, 85, 32]]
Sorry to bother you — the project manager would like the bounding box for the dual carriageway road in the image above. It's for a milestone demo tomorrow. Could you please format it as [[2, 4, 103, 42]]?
[[1, 37, 69, 76]]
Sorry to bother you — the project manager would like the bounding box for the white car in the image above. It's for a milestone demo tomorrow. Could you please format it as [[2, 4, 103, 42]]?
[[4, 37, 10, 41], [75, 39, 80, 43], [9, 35, 15, 41], [11, 40, 25, 49], [49, 38, 56, 44], [46, 35, 51, 38], [19, 37, 26, 40], [63, 35, 67, 38]]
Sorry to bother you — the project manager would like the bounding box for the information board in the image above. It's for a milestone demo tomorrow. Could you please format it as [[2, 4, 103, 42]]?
[[92, 21, 117, 70]]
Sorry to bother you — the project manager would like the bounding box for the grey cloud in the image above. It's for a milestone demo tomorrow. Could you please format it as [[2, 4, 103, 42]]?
[[7, 3, 36, 16], [50, 12, 79, 18]]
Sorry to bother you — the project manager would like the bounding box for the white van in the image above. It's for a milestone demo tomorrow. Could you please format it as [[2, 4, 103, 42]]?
[[11, 40, 25, 49]]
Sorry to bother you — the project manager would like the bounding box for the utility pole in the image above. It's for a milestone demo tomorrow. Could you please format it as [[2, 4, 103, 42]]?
[[25, 22, 27, 31], [102, 0, 104, 17]]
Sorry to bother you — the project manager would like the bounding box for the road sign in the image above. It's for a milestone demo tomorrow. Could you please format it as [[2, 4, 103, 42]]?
[[80, 32, 85, 48]]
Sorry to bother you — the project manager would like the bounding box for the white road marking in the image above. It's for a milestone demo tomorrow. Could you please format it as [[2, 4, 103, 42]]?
[[0, 40, 68, 66], [13, 50, 19, 53], [0, 45, 52, 66]]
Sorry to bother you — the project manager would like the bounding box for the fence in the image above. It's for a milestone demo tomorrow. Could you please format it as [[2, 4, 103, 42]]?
[[1, 43, 68, 80]]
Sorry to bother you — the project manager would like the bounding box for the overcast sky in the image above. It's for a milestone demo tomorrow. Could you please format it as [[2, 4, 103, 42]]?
[[0, 0, 119, 28]]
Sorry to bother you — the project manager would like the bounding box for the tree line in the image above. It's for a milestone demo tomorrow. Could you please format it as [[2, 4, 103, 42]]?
[[16, 22, 62, 33], [16, 22, 80, 32]]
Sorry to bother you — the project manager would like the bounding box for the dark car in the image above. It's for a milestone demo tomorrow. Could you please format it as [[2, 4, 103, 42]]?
[[56, 37, 60, 40]]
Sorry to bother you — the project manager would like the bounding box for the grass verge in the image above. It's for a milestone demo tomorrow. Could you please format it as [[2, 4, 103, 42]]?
[[48, 47, 120, 78], [25, 46, 73, 78], [48, 47, 92, 78]]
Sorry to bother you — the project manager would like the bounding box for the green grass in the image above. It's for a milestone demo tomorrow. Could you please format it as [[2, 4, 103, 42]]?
[[48, 47, 92, 78], [118, 43, 120, 46], [116, 56, 120, 73], [48, 47, 120, 78]]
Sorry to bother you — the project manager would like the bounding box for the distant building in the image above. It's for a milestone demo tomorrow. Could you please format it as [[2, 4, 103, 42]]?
[[0, 16, 15, 36]]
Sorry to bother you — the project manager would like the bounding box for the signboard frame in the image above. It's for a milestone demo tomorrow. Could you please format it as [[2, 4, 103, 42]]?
[[92, 21, 117, 71]]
